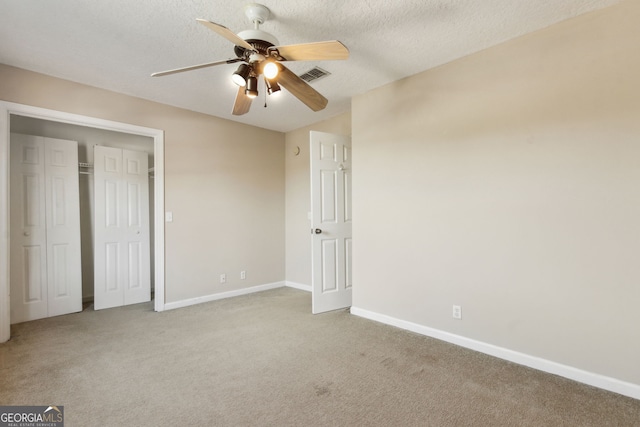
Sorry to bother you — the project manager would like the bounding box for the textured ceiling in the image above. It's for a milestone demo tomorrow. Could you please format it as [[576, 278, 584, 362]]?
[[0, 0, 623, 132]]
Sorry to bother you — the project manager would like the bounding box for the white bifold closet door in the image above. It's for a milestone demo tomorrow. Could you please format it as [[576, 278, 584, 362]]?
[[94, 146, 150, 310], [10, 133, 82, 323]]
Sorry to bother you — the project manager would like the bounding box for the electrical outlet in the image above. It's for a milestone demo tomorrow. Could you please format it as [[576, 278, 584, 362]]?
[[240, 270, 246, 280], [220, 273, 226, 284], [453, 305, 462, 319]]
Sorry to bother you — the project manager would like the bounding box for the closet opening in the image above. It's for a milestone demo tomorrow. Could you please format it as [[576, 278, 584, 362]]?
[[10, 116, 155, 314], [0, 102, 165, 341]]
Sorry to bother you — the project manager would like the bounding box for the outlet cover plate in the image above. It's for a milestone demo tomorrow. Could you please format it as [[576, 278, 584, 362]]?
[[453, 305, 462, 319]]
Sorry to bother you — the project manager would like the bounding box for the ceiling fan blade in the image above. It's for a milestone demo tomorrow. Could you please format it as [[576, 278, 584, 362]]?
[[268, 41, 349, 62], [196, 19, 255, 52], [151, 58, 243, 77], [232, 86, 253, 115], [277, 64, 328, 112]]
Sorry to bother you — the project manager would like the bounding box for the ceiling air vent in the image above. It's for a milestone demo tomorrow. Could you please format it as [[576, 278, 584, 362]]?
[[298, 67, 331, 83]]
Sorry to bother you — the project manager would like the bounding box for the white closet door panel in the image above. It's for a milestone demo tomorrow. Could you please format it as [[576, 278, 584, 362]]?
[[22, 247, 44, 302], [44, 138, 82, 317], [94, 146, 150, 309], [10, 134, 48, 323], [50, 244, 69, 297], [94, 146, 125, 310], [16, 245, 48, 321], [128, 242, 142, 289], [105, 180, 120, 228], [10, 134, 82, 322], [122, 149, 150, 306]]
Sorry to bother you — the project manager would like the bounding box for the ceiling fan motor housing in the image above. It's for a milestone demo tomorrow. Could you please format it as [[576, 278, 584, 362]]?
[[234, 29, 279, 58]]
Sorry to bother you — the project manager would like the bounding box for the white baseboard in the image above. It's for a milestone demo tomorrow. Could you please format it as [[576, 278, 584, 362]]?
[[164, 281, 285, 311], [285, 281, 311, 292], [350, 306, 640, 401]]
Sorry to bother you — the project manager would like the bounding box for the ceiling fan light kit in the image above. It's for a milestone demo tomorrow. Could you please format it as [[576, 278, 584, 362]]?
[[151, 3, 349, 116], [232, 63, 251, 86], [262, 60, 279, 80], [245, 76, 259, 98], [265, 78, 281, 95]]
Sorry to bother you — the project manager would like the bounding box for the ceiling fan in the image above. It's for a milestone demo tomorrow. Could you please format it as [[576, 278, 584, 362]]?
[[151, 3, 349, 116]]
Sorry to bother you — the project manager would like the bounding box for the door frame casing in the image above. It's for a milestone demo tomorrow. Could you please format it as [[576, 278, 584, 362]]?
[[0, 101, 166, 342]]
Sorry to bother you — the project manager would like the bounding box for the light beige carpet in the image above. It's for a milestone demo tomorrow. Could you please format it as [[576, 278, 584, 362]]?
[[1, 287, 639, 426]]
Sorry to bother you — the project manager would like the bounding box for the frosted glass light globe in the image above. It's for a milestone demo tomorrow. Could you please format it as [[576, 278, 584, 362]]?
[[263, 62, 279, 80]]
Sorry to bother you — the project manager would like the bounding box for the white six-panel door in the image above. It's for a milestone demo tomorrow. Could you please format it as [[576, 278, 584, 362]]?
[[310, 131, 352, 314], [45, 136, 83, 317], [10, 134, 48, 322], [94, 146, 150, 310], [10, 133, 82, 323]]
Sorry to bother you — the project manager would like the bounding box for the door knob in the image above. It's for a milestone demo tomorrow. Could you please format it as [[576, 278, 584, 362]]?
[[23, 231, 30, 236], [314, 228, 322, 234]]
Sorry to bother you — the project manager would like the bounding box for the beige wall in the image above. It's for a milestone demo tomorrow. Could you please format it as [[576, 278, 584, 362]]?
[[0, 64, 285, 304], [284, 113, 351, 286], [352, 0, 640, 385]]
